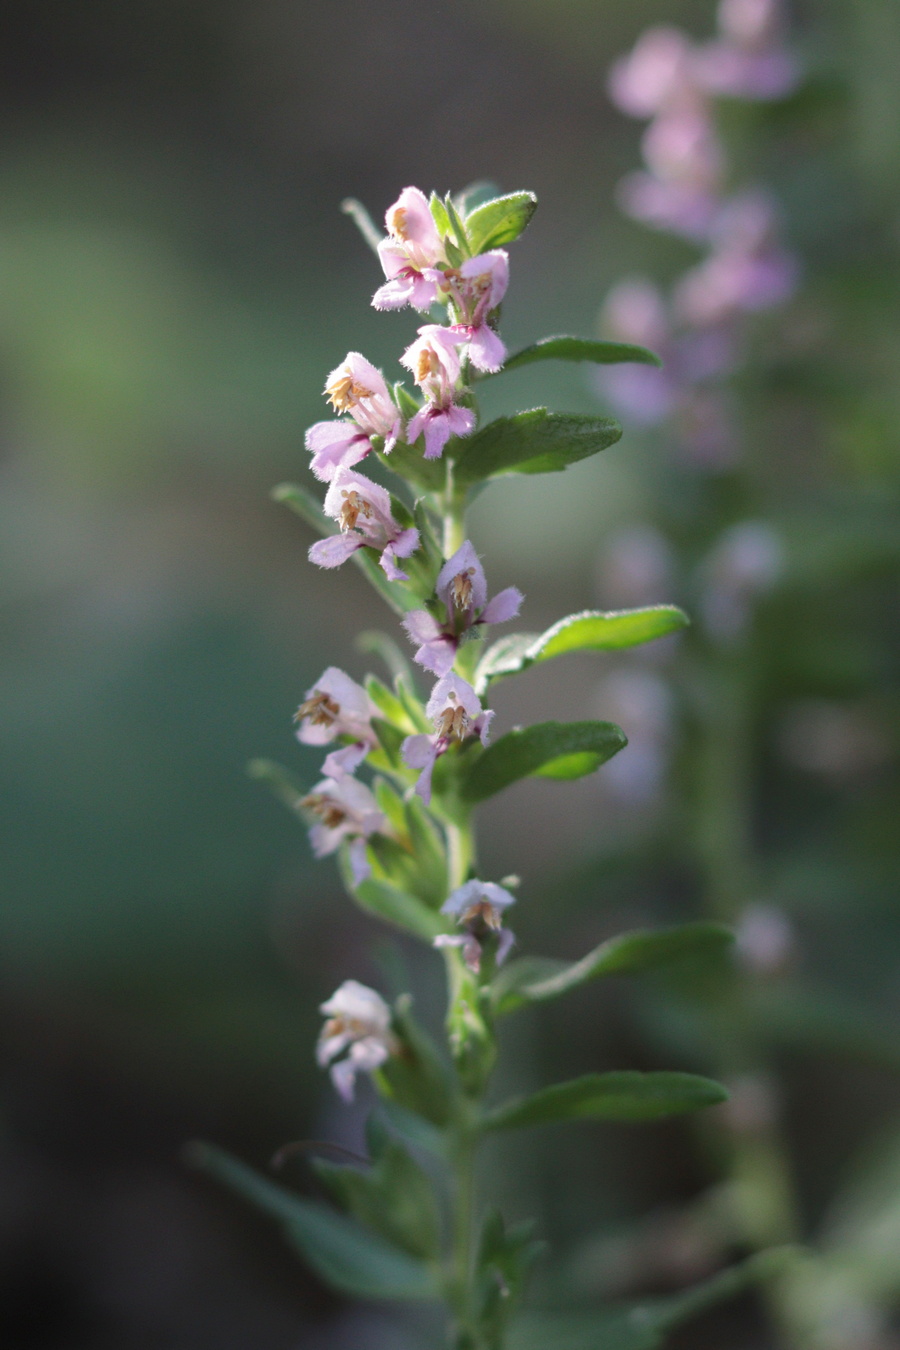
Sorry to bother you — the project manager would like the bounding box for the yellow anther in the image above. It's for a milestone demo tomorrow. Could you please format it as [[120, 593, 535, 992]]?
[[326, 371, 374, 413], [339, 489, 371, 532], [387, 205, 409, 240], [450, 568, 475, 610]]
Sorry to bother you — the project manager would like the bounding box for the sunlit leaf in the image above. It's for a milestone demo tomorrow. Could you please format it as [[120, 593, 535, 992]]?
[[452, 409, 622, 483], [464, 191, 538, 253], [460, 721, 626, 803], [501, 336, 662, 374]]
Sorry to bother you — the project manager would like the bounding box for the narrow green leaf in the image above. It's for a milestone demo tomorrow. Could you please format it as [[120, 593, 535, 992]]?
[[340, 197, 384, 255], [357, 631, 415, 684], [508, 1248, 799, 1350], [313, 1129, 441, 1260], [370, 716, 406, 768], [475, 607, 689, 694], [452, 409, 622, 484], [271, 481, 329, 536], [492, 923, 735, 1014], [247, 758, 307, 816], [464, 191, 538, 254], [378, 995, 454, 1127], [484, 1071, 728, 1131], [402, 795, 448, 907], [500, 336, 662, 374], [428, 190, 451, 238], [342, 869, 442, 942], [460, 721, 626, 804], [444, 194, 472, 257], [185, 1143, 437, 1301], [376, 436, 445, 492], [393, 379, 422, 420], [455, 180, 502, 215], [365, 674, 421, 734]]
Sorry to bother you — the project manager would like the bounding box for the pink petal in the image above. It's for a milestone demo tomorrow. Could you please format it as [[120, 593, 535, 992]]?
[[401, 733, 436, 770], [348, 836, 372, 886], [422, 413, 452, 461], [391, 526, 421, 560], [480, 586, 524, 625], [305, 421, 371, 481], [322, 743, 369, 776], [309, 533, 362, 569], [414, 637, 457, 677], [372, 276, 415, 311], [402, 609, 442, 644], [444, 404, 476, 440], [437, 540, 487, 614], [466, 324, 506, 373]]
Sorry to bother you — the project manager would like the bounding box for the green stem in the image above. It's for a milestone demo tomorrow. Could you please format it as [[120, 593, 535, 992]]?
[[443, 457, 467, 556]]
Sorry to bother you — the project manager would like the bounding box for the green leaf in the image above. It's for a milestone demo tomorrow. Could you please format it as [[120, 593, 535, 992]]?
[[475, 606, 689, 694], [247, 758, 307, 817], [378, 994, 454, 1126], [492, 923, 735, 1014], [271, 481, 329, 535], [464, 191, 538, 254], [365, 675, 421, 734], [376, 436, 445, 492], [428, 190, 451, 239], [340, 197, 384, 255], [501, 336, 662, 374], [370, 716, 406, 769], [460, 721, 626, 803], [357, 630, 415, 684], [313, 1122, 441, 1260], [402, 795, 448, 907], [508, 1249, 798, 1350], [484, 1071, 728, 1131], [339, 851, 442, 941], [444, 194, 472, 257], [452, 409, 622, 484], [185, 1143, 437, 1301], [455, 180, 502, 215], [392, 379, 422, 420], [476, 1209, 545, 1345]]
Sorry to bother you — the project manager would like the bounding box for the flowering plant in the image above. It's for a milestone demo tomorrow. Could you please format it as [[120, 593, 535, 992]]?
[[186, 182, 798, 1348]]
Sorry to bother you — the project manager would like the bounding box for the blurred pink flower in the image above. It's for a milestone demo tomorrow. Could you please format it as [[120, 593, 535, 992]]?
[[317, 980, 398, 1101], [433, 879, 516, 973], [300, 770, 384, 884]]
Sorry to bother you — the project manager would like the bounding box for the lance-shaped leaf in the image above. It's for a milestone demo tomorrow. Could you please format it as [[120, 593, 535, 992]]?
[[492, 923, 735, 1015], [452, 409, 622, 484], [338, 854, 443, 942], [186, 1143, 438, 1301], [464, 190, 538, 254], [475, 606, 689, 694], [313, 1118, 441, 1260], [500, 336, 662, 375], [375, 435, 445, 493], [460, 721, 626, 803], [484, 1071, 728, 1132], [508, 1248, 798, 1350]]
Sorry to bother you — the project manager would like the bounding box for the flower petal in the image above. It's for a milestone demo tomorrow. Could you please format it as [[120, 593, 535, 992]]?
[[308, 533, 363, 569], [480, 586, 524, 625]]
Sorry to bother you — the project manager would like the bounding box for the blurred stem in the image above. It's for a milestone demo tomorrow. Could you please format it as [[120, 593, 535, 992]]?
[[444, 458, 467, 556], [693, 652, 804, 1347]]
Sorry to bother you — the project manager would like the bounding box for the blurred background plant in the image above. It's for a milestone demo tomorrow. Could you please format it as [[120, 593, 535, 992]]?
[[0, 1, 898, 1347]]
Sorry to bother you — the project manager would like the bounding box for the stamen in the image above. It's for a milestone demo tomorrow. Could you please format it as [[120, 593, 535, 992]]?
[[294, 691, 341, 727], [461, 900, 502, 930], [387, 205, 409, 240], [326, 372, 375, 412], [300, 793, 346, 829], [339, 489, 372, 532], [415, 346, 440, 384], [450, 567, 475, 610]]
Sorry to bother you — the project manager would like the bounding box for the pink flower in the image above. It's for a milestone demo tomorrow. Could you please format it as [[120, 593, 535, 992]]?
[[673, 193, 797, 324], [608, 26, 698, 119], [308, 467, 420, 582], [401, 540, 523, 676], [372, 187, 447, 312], [306, 353, 402, 482], [294, 666, 377, 774], [401, 673, 494, 804], [401, 326, 475, 459], [299, 769, 385, 885], [443, 251, 509, 372], [433, 879, 517, 974], [696, 0, 799, 100], [317, 980, 398, 1102], [616, 171, 719, 242]]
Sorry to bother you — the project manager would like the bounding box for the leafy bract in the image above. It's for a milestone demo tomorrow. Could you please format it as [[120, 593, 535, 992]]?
[[340, 860, 443, 941], [484, 1071, 728, 1131], [464, 191, 538, 254], [501, 336, 662, 374], [313, 1119, 440, 1260], [475, 606, 689, 694], [460, 721, 626, 803], [452, 409, 622, 483], [508, 1249, 798, 1350], [186, 1143, 437, 1301], [492, 923, 735, 1015]]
